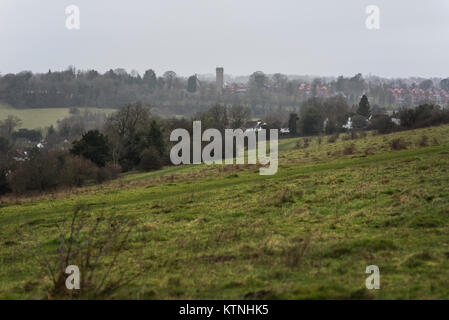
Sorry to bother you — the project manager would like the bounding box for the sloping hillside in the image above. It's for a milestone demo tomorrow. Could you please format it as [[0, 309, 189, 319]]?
[[1, 125, 449, 299]]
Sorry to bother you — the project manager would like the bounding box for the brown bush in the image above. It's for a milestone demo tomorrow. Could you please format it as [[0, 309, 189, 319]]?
[[364, 147, 376, 155], [327, 133, 339, 143], [8, 152, 61, 194], [390, 138, 408, 150], [343, 143, 357, 155], [433, 137, 440, 145], [61, 156, 98, 187], [6, 151, 116, 195], [96, 163, 121, 183], [417, 135, 429, 147], [358, 131, 368, 139], [283, 236, 311, 268], [33, 205, 144, 299], [303, 138, 310, 148]]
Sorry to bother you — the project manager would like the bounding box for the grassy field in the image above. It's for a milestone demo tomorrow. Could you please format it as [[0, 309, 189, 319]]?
[[1, 125, 449, 299], [0, 104, 116, 129]]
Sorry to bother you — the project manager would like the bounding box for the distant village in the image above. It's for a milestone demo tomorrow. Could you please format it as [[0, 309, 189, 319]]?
[[222, 76, 449, 106]]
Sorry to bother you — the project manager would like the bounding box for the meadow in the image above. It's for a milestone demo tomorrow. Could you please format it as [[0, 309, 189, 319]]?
[[1, 125, 449, 299], [0, 104, 116, 129]]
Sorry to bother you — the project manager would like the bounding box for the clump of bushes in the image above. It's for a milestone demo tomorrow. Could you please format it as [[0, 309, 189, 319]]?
[[96, 163, 121, 183], [399, 104, 449, 129], [6, 150, 120, 195], [369, 115, 398, 134]]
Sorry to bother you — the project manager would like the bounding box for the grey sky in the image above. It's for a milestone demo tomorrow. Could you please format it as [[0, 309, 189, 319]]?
[[1, 0, 448, 78]]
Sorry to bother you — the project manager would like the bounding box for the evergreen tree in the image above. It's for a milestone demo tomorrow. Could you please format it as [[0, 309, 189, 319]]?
[[70, 130, 111, 167], [146, 120, 165, 156], [187, 75, 198, 93], [143, 69, 157, 91], [288, 113, 299, 135], [301, 107, 323, 135], [357, 94, 371, 117]]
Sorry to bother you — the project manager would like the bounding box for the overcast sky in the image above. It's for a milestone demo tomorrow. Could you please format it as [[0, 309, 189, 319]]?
[[1, 0, 448, 78]]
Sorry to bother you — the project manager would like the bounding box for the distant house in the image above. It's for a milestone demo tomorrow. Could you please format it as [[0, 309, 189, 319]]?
[[13, 150, 28, 162], [242, 120, 266, 132], [224, 82, 248, 93], [342, 117, 353, 130], [391, 118, 401, 126]]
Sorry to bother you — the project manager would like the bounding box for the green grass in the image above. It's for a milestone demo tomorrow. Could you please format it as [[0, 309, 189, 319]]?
[[0, 104, 116, 129], [1, 125, 449, 299]]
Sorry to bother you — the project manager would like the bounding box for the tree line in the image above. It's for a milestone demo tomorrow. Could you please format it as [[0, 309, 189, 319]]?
[[2, 96, 449, 196], [2, 68, 448, 118]]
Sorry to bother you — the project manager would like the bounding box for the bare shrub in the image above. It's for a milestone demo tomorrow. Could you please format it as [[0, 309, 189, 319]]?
[[327, 133, 339, 143], [8, 152, 61, 194], [61, 156, 99, 187], [432, 137, 440, 146], [7, 151, 113, 194], [34, 205, 144, 299], [343, 143, 357, 155], [265, 187, 303, 207], [283, 235, 312, 268], [96, 163, 121, 183], [303, 138, 310, 148], [390, 138, 408, 150], [364, 147, 376, 155], [417, 135, 429, 147]]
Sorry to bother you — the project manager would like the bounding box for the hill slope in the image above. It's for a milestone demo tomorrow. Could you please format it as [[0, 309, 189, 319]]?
[[1, 125, 449, 299]]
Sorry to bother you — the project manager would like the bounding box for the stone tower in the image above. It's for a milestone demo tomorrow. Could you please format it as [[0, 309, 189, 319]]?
[[216, 67, 224, 92]]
